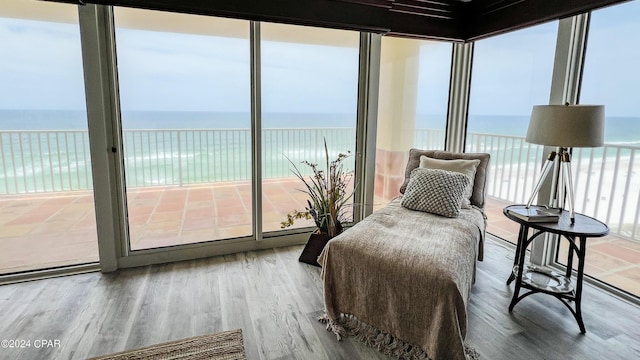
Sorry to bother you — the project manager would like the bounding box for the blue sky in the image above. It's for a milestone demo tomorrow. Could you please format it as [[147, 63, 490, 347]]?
[[0, 2, 638, 117], [580, 2, 640, 114], [0, 18, 86, 110], [469, 21, 558, 116]]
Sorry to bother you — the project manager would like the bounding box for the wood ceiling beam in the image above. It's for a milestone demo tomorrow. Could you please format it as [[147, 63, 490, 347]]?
[[390, 0, 458, 20], [45, 0, 632, 42], [464, 0, 632, 41], [77, 0, 464, 41]]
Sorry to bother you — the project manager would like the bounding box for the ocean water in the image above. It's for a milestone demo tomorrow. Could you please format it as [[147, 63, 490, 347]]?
[[0, 109, 357, 130], [0, 109, 638, 194], [1, 110, 637, 144], [466, 114, 640, 146]]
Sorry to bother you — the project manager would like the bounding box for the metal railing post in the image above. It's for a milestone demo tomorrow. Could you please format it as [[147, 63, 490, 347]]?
[[177, 131, 183, 186]]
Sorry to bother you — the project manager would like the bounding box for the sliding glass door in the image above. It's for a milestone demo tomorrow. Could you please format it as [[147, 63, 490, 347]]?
[[113, 8, 252, 250], [0, 4, 365, 273], [0, 0, 98, 273], [260, 23, 359, 233]]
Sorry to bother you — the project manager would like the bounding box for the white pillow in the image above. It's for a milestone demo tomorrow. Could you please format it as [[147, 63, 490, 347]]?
[[419, 155, 480, 208], [401, 168, 470, 218]]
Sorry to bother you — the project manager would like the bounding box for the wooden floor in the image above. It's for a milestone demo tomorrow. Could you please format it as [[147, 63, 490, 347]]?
[[1, 237, 639, 360]]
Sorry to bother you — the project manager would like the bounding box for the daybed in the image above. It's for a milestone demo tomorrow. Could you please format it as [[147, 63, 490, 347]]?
[[318, 149, 490, 360]]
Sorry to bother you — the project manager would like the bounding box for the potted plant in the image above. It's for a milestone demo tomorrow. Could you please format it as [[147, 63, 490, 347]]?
[[281, 139, 356, 266]]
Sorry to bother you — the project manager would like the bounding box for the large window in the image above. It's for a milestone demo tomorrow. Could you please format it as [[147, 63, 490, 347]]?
[[466, 23, 558, 243], [374, 37, 452, 208], [559, 1, 640, 296], [0, 0, 98, 274], [260, 23, 359, 233], [114, 8, 252, 249]]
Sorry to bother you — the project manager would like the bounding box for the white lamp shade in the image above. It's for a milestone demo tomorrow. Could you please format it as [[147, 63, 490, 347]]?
[[526, 104, 605, 147]]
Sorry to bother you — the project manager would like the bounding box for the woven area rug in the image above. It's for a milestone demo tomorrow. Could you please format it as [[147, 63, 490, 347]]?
[[89, 329, 247, 360]]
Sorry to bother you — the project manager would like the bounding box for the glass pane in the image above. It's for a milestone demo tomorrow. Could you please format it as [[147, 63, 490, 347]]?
[[0, 0, 98, 273], [260, 23, 359, 234], [466, 23, 557, 243], [374, 37, 451, 209], [559, 1, 640, 296], [114, 8, 251, 250]]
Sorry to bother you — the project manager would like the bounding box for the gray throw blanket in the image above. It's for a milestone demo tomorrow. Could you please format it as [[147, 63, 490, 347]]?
[[318, 198, 485, 360]]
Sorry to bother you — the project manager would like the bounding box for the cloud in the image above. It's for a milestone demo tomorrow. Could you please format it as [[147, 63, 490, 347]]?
[[0, 18, 85, 110]]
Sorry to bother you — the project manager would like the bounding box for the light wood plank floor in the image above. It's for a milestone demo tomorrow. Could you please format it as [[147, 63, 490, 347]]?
[[0, 236, 639, 360]]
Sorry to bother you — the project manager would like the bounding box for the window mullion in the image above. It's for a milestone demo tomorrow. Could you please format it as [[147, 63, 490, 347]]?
[[531, 13, 590, 266], [250, 21, 263, 241], [446, 42, 474, 153], [78, 4, 124, 271], [354, 33, 381, 221]]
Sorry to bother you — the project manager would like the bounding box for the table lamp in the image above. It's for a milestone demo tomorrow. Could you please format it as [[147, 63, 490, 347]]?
[[525, 103, 605, 224]]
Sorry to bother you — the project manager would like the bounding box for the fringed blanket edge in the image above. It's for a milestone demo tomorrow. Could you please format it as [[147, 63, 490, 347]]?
[[318, 313, 480, 360]]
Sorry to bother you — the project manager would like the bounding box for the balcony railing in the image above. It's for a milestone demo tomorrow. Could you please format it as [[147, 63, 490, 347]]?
[[466, 132, 640, 242], [0, 130, 92, 193], [1, 128, 639, 241], [465, 132, 546, 203], [0, 128, 356, 192]]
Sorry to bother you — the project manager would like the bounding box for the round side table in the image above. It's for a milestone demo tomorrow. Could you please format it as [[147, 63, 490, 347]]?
[[503, 205, 609, 333]]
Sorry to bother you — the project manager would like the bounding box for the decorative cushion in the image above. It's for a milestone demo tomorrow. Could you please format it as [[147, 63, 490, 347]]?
[[399, 149, 491, 208], [401, 168, 470, 218], [419, 155, 480, 208]]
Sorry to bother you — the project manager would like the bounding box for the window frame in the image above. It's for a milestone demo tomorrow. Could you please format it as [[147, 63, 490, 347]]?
[[77, 4, 372, 270]]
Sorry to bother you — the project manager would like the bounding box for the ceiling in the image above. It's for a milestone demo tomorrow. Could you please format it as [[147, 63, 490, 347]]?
[[329, 0, 632, 40], [62, 0, 631, 41]]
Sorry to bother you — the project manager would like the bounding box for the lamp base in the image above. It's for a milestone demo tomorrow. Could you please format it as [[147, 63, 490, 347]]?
[[526, 148, 575, 224]]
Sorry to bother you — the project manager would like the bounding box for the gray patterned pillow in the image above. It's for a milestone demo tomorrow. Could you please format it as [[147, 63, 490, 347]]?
[[401, 168, 471, 218]]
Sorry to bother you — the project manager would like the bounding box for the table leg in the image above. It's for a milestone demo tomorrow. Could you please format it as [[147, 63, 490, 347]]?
[[566, 235, 574, 279], [509, 225, 529, 311], [507, 225, 526, 285], [574, 236, 587, 333]]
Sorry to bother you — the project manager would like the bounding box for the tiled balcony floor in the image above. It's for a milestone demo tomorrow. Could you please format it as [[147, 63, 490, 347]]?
[[126, 179, 314, 250], [0, 178, 314, 275], [1, 186, 639, 297]]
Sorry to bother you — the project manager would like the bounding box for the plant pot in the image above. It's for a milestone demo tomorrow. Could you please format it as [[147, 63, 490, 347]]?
[[299, 231, 332, 267]]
